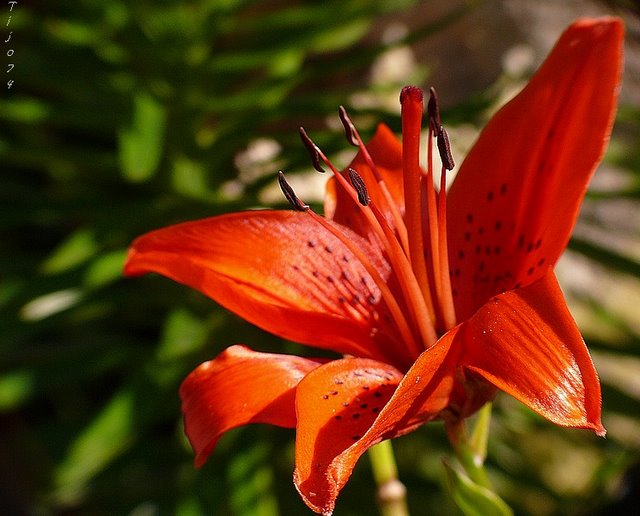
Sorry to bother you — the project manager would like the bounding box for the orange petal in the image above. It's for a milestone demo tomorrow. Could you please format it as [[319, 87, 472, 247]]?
[[459, 269, 604, 435], [293, 335, 458, 514], [325, 123, 404, 238], [124, 210, 407, 365], [293, 358, 404, 514], [179, 345, 324, 467], [447, 17, 624, 319]]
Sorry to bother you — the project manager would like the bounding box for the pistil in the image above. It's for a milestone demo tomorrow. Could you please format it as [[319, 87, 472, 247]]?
[[400, 86, 435, 322]]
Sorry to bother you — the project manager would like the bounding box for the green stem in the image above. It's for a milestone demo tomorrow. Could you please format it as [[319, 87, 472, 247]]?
[[446, 403, 494, 489], [368, 440, 410, 516]]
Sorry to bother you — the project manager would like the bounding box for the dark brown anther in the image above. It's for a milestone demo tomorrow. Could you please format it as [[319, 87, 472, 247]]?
[[299, 127, 325, 173], [278, 171, 308, 212], [338, 106, 359, 147], [427, 87, 441, 135], [348, 168, 369, 206], [437, 126, 455, 170]]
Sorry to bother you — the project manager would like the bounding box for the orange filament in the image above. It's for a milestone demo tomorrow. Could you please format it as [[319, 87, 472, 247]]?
[[310, 141, 438, 348], [304, 209, 423, 362], [437, 164, 456, 330], [339, 106, 410, 255], [289, 87, 460, 354]]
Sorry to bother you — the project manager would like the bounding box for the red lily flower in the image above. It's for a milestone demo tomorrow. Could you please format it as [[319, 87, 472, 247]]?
[[124, 18, 623, 515]]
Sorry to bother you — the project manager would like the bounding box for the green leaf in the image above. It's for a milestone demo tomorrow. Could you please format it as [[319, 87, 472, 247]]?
[[52, 387, 137, 505], [118, 93, 166, 182], [443, 460, 513, 516], [41, 228, 99, 275], [83, 249, 127, 288], [228, 441, 279, 516], [0, 370, 35, 411], [469, 402, 492, 463]]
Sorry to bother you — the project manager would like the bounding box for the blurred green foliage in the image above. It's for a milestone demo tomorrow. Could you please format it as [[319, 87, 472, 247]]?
[[1, 1, 639, 515]]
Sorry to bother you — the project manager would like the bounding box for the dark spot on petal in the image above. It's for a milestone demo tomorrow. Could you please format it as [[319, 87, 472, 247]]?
[[500, 183, 508, 195], [327, 275, 335, 283], [342, 255, 350, 263], [362, 385, 370, 390], [528, 267, 534, 276], [322, 395, 329, 399], [475, 245, 482, 255], [465, 231, 471, 242], [487, 191, 494, 202], [352, 413, 360, 419], [494, 246, 501, 255], [478, 226, 485, 235], [324, 245, 333, 253], [538, 258, 546, 267], [360, 403, 368, 409], [372, 407, 380, 413], [331, 391, 338, 396], [458, 250, 465, 260], [467, 213, 474, 224], [538, 160, 547, 174], [374, 391, 382, 398], [335, 380, 344, 385], [335, 415, 342, 420], [518, 234, 525, 248], [312, 270, 319, 278], [535, 239, 542, 250], [495, 221, 502, 231], [352, 435, 361, 440], [479, 261, 485, 272], [307, 241, 316, 248]]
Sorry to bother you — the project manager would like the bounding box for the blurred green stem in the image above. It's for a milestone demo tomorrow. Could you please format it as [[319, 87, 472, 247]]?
[[368, 440, 410, 516], [447, 403, 494, 489]]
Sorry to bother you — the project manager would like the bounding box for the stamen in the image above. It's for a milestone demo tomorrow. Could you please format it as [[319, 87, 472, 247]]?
[[367, 199, 438, 347], [278, 171, 309, 211], [302, 123, 438, 348], [437, 126, 455, 171], [424, 113, 442, 327], [400, 86, 435, 323], [427, 87, 441, 136], [299, 127, 325, 173], [338, 106, 359, 147], [338, 106, 410, 254], [437, 164, 457, 330], [348, 168, 370, 206]]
